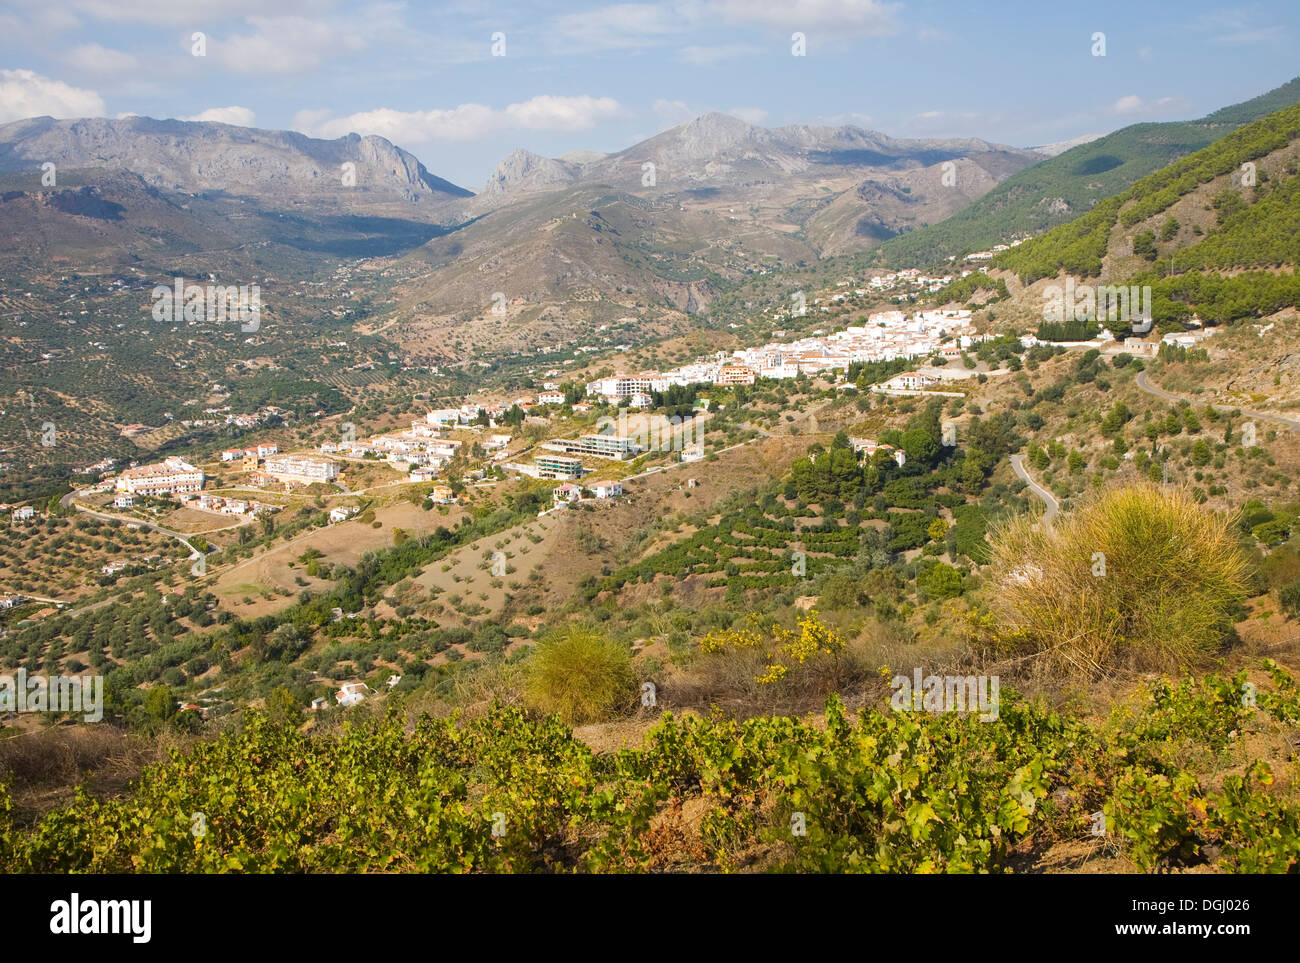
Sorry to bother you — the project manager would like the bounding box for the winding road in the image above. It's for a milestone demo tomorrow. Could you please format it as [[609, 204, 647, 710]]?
[[1010, 453, 1060, 526], [1135, 370, 1300, 431]]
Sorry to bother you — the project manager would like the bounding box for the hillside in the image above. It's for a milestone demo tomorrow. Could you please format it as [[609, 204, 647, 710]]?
[[877, 76, 1300, 268], [988, 99, 1300, 332]]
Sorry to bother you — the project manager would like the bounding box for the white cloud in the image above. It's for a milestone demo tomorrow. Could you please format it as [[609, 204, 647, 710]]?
[[0, 69, 104, 124], [183, 106, 257, 126], [211, 16, 368, 74], [70, 0, 327, 26], [682, 0, 901, 34], [62, 43, 139, 75], [552, 3, 681, 51], [204, 5, 412, 75], [651, 98, 696, 128], [678, 42, 760, 64], [295, 95, 624, 144], [1112, 94, 1178, 114], [1188, 8, 1285, 45], [814, 111, 874, 127], [504, 95, 624, 130], [553, 0, 900, 51], [729, 105, 768, 125]]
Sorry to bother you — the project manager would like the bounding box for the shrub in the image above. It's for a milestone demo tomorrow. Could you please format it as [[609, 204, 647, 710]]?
[[524, 627, 636, 725], [987, 482, 1250, 675]]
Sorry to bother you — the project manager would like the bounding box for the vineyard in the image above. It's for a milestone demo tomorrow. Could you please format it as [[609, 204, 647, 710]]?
[[4, 659, 1299, 873]]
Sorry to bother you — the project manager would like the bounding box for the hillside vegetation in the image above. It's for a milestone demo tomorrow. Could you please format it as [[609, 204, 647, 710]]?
[[994, 101, 1300, 284], [877, 76, 1300, 268], [5, 665, 1300, 873]]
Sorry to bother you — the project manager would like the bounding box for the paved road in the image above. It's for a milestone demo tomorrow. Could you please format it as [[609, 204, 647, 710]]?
[[61, 499, 220, 578], [1010, 453, 1059, 526], [1136, 370, 1300, 431]]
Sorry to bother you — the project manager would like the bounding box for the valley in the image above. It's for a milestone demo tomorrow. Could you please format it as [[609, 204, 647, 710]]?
[[2, 45, 1300, 882]]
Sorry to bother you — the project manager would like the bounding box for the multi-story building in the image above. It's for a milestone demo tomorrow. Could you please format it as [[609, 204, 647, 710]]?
[[585, 374, 666, 401], [714, 364, 757, 386], [263, 455, 339, 485], [115, 457, 205, 496], [541, 434, 642, 460], [532, 455, 586, 480]]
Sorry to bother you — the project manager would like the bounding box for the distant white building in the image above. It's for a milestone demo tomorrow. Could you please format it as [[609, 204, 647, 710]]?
[[115, 457, 205, 496], [336, 682, 372, 707], [553, 482, 583, 504], [591, 481, 623, 498], [263, 455, 339, 485], [881, 371, 939, 391]]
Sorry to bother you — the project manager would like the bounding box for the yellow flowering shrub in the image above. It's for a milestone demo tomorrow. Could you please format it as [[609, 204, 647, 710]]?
[[699, 626, 764, 653], [698, 612, 846, 686]]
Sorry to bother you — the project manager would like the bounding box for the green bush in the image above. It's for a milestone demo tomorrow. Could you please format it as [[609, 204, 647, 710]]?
[[524, 627, 636, 725]]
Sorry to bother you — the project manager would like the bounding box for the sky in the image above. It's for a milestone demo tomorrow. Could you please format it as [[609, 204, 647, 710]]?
[[1, 0, 1297, 190]]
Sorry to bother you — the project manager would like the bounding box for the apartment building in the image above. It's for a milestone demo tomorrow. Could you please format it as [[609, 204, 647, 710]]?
[[585, 374, 666, 400], [714, 364, 757, 386], [263, 454, 339, 485], [115, 457, 205, 496], [532, 455, 586, 480], [541, 434, 642, 461]]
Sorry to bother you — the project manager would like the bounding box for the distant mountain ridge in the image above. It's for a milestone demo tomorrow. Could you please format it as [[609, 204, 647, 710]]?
[[480, 111, 1043, 200], [472, 111, 1044, 258], [0, 116, 472, 218]]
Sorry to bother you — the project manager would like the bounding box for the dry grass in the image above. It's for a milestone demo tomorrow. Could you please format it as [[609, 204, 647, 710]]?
[[0, 724, 176, 822], [988, 481, 1252, 676]]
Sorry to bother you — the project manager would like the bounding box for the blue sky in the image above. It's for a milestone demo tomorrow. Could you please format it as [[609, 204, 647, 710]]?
[[1, 0, 1297, 189]]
